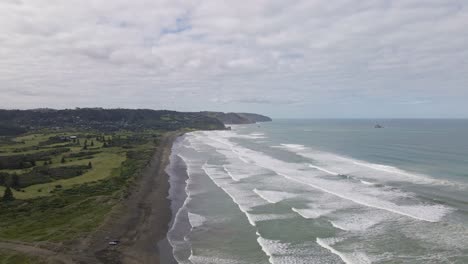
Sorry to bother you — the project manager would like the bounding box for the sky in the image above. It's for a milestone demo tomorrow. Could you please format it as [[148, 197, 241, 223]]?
[[1, 0, 467, 118]]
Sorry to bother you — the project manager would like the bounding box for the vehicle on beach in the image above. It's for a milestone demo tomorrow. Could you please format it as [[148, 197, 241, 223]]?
[[109, 240, 120, 246]]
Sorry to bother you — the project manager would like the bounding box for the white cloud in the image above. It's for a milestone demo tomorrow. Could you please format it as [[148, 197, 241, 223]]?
[[0, 0, 467, 117]]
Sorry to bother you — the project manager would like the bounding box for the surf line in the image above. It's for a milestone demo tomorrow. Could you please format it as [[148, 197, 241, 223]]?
[[308, 164, 339, 175], [199, 132, 448, 222], [316, 238, 371, 264], [166, 152, 194, 264], [277, 171, 445, 223]]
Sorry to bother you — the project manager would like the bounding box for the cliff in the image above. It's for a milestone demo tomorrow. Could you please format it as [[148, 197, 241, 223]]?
[[200, 112, 272, 125]]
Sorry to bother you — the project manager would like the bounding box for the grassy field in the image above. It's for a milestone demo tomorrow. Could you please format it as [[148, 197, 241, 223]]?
[[0, 130, 158, 242], [13, 151, 125, 199], [0, 250, 45, 264], [0, 132, 136, 199]]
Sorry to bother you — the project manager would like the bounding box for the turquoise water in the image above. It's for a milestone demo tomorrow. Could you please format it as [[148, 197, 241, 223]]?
[[166, 119, 468, 264]]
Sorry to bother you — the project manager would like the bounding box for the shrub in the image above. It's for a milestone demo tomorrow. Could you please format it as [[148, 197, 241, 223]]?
[[2, 186, 15, 202]]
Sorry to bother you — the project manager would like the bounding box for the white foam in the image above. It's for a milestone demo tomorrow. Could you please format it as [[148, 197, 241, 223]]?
[[308, 164, 340, 176], [256, 235, 284, 263], [281, 171, 451, 223], [250, 133, 265, 136], [292, 207, 334, 219], [253, 189, 297, 204], [247, 213, 294, 223], [280, 142, 460, 187], [279, 143, 307, 150], [196, 132, 453, 223], [316, 238, 371, 264], [233, 134, 267, 139], [328, 210, 391, 231], [201, 163, 269, 227], [256, 233, 320, 264], [189, 254, 243, 264], [188, 212, 206, 229], [222, 164, 257, 181], [353, 161, 415, 177], [359, 180, 375, 185]]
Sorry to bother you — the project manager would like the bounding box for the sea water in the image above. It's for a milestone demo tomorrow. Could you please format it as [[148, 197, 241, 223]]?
[[166, 119, 468, 264]]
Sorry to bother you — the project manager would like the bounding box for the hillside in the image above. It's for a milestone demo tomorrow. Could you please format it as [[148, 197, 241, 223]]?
[[236, 113, 273, 123], [200, 111, 272, 124], [0, 108, 225, 135]]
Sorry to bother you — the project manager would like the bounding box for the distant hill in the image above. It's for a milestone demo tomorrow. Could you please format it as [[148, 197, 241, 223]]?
[[236, 113, 272, 123], [0, 108, 225, 135], [200, 112, 272, 124]]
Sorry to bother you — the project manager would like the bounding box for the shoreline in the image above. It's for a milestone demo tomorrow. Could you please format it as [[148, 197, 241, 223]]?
[[158, 137, 190, 264], [0, 131, 191, 263], [84, 131, 183, 264]]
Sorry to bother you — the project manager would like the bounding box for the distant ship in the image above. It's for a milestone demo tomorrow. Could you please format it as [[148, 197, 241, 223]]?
[[374, 124, 384, 128]]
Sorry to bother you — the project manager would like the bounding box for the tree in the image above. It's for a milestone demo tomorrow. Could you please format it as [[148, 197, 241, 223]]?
[[11, 173, 19, 189], [0, 174, 5, 186], [2, 186, 15, 202], [31, 160, 36, 166], [61, 156, 66, 163], [91, 140, 94, 147], [88, 162, 92, 169]]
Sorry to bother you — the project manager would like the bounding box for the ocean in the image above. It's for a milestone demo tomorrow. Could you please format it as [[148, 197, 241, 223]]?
[[165, 119, 468, 264]]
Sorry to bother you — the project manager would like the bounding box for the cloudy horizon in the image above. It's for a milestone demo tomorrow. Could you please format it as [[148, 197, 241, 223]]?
[[1, 0, 467, 118]]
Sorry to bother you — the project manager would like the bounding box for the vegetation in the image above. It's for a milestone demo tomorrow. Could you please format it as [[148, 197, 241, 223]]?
[[0, 128, 156, 242], [200, 111, 272, 124], [0, 108, 225, 135], [0, 165, 90, 188], [2, 186, 14, 202], [0, 148, 70, 170], [0, 250, 46, 264]]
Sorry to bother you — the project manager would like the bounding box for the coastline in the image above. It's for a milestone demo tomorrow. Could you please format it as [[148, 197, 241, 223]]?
[[84, 131, 183, 264], [158, 136, 190, 264]]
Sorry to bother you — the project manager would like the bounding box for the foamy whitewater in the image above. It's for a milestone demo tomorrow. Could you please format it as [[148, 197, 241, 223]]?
[[166, 119, 468, 264]]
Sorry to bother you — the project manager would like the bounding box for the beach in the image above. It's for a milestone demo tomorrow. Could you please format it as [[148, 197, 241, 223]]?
[[85, 132, 181, 264]]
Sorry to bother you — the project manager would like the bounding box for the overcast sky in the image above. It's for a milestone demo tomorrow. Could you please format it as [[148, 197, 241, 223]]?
[[1, 0, 467, 118]]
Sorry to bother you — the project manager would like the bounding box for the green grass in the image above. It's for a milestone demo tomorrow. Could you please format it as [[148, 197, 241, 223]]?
[[1, 133, 127, 199], [0, 134, 50, 155], [13, 152, 126, 200], [0, 130, 157, 242], [0, 150, 152, 242], [0, 250, 45, 264], [0, 195, 114, 242]]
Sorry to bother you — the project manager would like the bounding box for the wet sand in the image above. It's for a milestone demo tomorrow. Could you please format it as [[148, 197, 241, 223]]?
[[86, 132, 182, 264]]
